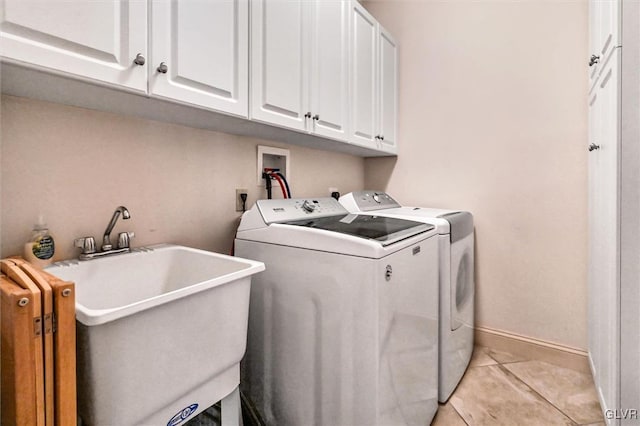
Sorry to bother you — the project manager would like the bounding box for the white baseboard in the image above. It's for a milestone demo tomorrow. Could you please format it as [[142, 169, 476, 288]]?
[[475, 326, 590, 374]]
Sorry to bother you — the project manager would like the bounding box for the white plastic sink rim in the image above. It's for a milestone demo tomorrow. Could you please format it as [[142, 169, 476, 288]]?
[[45, 244, 265, 326]]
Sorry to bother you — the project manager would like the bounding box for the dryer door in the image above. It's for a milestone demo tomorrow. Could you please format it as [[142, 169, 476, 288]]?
[[450, 233, 474, 331]]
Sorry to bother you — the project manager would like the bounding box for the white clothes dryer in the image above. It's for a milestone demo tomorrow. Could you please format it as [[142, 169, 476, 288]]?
[[340, 191, 475, 402], [235, 197, 440, 425]]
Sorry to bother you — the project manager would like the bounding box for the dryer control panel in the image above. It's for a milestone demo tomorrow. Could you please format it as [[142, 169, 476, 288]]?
[[257, 198, 348, 224], [340, 191, 401, 212]]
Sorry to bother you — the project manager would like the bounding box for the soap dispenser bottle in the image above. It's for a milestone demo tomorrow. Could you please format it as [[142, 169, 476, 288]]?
[[24, 215, 55, 268]]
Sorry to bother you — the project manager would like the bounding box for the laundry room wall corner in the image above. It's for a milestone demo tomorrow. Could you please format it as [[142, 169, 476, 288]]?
[[364, 157, 396, 191], [363, 0, 588, 350]]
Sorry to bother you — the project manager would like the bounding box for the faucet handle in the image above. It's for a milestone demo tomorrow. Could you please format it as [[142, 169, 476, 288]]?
[[117, 232, 135, 249], [74, 236, 96, 254]]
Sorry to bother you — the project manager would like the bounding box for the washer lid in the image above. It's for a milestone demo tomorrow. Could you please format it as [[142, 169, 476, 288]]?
[[285, 214, 434, 247]]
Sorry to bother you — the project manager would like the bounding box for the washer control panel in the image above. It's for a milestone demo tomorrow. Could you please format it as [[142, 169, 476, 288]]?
[[257, 197, 348, 224], [346, 191, 401, 211]]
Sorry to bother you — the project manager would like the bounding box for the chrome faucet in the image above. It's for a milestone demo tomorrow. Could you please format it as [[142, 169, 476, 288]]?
[[74, 206, 135, 260], [102, 206, 130, 251]]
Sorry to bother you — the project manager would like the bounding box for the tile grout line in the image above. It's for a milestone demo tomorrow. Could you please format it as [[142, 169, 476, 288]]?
[[496, 364, 580, 426], [485, 349, 528, 367], [447, 362, 496, 426], [484, 350, 502, 365], [498, 360, 529, 366], [456, 349, 602, 425], [451, 403, 471, 426], [468, 363, 498, 369], [446, 396, 471, 426], [496, 358, 605, 425]]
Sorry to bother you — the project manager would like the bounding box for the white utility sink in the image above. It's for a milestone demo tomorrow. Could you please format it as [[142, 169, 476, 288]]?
[[46, 244, 264, 426]]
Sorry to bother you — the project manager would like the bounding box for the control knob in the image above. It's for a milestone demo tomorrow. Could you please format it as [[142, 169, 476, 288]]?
[[373, 193, 381, 203], [302, 200, 316, 213]]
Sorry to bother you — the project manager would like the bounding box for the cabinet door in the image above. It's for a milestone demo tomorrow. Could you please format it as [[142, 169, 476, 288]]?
[[0, 0, 147, 92], [309, 0, 349, 141], [588, 83, 604, 415], [588, 47, 620, 417], [587, 85, 599, 397], [150, 0, 249, 117], [251, 0, 309, 131], [378, 26, 397, 153], [349, 1, 378, 149]]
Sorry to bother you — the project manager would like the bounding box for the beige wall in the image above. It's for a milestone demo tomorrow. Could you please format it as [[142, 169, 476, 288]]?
[[364, 0, 588, 350], [1, 1, 588, 351], [1, 95, 365, 261]]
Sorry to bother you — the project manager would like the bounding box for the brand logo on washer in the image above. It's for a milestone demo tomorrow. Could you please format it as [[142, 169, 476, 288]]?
[[413, 246, 421, 255], [167, 403, 199, 426]]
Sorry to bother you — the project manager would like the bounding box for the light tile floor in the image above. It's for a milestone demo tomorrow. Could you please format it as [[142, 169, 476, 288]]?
[[432, 346, 605, 426], [188, 345, 605, 426]]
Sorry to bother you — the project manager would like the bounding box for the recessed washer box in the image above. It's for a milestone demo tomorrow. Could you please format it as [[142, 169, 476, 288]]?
[[257, 145, 290, 187]]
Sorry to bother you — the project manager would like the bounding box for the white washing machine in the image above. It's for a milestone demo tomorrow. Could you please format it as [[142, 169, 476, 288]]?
[[235, 197, 440, 425], [340, 191, 474, 402]]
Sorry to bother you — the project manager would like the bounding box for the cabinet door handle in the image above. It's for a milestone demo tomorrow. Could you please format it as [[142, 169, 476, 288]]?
[[312, 114, 319, 121], [380, 135, 384, 141], [157, 62, 168, 74], [588, 143, 601, 151], [304, 112, 312, 119], [589, 54, 600, 67], [133, 53, 146, 66]]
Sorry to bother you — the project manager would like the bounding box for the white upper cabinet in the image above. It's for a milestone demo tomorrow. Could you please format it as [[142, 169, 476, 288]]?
[[378, 26, 397, 153], [250, 0, 349, 140], [349, 2, 397, 153], [250, 0, 309, 131], [0, 0, 397, 156], [0, 0, 147, 92], [309, 0, 349, 140], [349, 1, 378, 149], [150, 0, 249, 117]]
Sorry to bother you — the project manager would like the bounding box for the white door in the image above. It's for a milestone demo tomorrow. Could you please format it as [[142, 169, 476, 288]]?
[[587, 84, 599, 393], [588, 80, 603, 404], [378, 26, 397, 153], [0, 0, 147, 92], [250, 0, 309, 131], [309, 0, 349, 141], [150, 0, 249, 117], [588, 47, 620, 418], [597, 49, 620, 417], [349, 1, 378, 149]]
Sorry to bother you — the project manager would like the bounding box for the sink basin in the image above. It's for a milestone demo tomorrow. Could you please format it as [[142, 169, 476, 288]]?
[[45, 244, 264, 426], [47, 243, 264, 326]]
